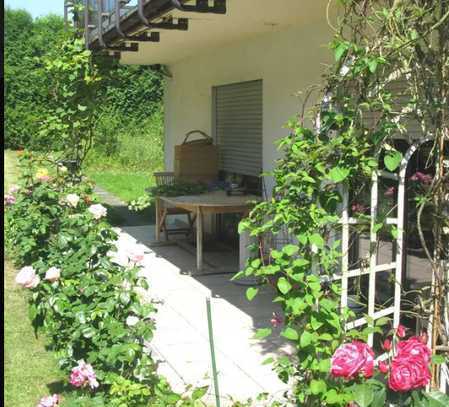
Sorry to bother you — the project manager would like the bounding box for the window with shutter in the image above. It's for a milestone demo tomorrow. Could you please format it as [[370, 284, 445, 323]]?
[[213, 80, 263, 178]]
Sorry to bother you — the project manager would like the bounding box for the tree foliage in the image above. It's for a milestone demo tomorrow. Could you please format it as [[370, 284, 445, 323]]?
[[4, 8, 164, 151]]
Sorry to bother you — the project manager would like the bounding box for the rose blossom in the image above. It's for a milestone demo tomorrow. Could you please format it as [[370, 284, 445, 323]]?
[[396, 324, 407, 338], [382, 338, 392, 351], [330, 340, 375, 379], [16, 266, 40, 289], [4, 194, 16, 205], [396, 336, 432, 364], [45, 267, 61, 282], [126, 315, 140, 327], [65, 193, 80, 208], [9, 184, 20, 194], [70, 360, 99, 389], [37, 394, 61, 407], [351, 203, 366, 214], [88, 204, 107, 220], [410, 171, 433, 185], [270, 312, 283, 328], [388, 354, 431, 391], [378, 360, 389, 374]]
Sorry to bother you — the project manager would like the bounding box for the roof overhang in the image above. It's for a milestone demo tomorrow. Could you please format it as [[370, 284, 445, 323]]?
[[75, 0, 331, 66]]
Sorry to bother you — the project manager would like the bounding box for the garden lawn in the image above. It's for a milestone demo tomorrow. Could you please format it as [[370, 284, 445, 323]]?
[[86, 169, 154, 203]]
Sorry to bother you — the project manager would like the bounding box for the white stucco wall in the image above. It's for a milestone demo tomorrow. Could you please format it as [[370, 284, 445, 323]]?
[[163, 17, 334, 193]]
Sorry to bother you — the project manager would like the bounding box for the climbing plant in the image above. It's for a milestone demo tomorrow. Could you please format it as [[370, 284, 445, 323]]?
[[238, 1, 448, 406]]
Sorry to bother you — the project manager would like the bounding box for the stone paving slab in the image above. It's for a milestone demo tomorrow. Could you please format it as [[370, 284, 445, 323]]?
[[112, 225, 292, 405], [94, 187, 292, 405]]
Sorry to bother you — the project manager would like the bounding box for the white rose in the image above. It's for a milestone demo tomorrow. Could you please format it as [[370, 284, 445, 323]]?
[[66, 193, 80, 208], [45, 267, 61, 282], [126, 315, 139, 327], [16, 266, 40, 289], [88, 204, 107, 220], [59, 165, 68, 173]]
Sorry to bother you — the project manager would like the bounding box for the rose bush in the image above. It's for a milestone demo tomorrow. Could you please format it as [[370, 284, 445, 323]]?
[[327, 328, 447, 407], [5, 153, 208, 406]]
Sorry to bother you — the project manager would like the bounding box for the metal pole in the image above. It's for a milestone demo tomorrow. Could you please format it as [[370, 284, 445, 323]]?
[[206, 297, 221, 407]]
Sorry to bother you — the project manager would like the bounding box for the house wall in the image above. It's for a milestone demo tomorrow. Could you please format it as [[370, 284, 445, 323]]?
[[163, 18, 334, 194]]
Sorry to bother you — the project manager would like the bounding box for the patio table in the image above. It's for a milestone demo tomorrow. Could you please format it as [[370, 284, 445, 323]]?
[[156, 190, 260, 271]]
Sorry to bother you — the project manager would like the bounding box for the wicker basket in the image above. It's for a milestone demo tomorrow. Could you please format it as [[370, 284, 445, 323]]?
[[174, 130, 218, 183]]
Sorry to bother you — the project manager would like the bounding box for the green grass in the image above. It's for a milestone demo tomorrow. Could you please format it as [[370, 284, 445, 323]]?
[[84, 110, 163, 203], [4, 150, 64, 406], [86, 169, 154, 203]]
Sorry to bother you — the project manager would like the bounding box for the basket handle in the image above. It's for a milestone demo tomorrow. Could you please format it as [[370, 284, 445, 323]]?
[[182, 130, 212, 145]]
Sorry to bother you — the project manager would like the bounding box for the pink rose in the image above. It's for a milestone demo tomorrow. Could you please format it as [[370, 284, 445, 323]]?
[[330, 341, 375, 379], [16, 266, 40, 289], [351, 203, 366, 214], [70, 360, 99, 389], [4, 194, 16, 205], [270, 312, 283, 328], [45, 267, 61, 282], [388, 355, 431, 391], [396, 337, 432, 364], [410, 172, 433, 185], [37, 394, 61, 407]]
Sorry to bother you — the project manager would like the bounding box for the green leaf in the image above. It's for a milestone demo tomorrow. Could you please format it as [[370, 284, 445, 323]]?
[[384, 150, 402, 172], [328, 166, 350, 183], [371, 387, 386, 407], [352, 383, 374, 407], [277, 277, 292, 294], [246, 287, 258, 301], [192, 385, 208, 400], [318, 359, 331, 372], [432, 354, 446, 364], [282, 244, 299, 256], [300, 331, 313, 347], [309, 233, 325, 248], [368, 59, 378, 73], [254, 328, 272, 339], [281, 327, 299, 341], [424, 391, 449, 407], [310, 379, 327, 395], [334, 42, 349, 61]]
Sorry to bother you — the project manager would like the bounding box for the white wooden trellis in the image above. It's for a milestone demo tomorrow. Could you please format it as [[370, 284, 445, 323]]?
[[335, 138, 433, 347], [335, 137, 449, 391]]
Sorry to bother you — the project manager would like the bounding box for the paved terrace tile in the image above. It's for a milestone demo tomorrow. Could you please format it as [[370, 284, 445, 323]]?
[[113, 226, 294, 405]]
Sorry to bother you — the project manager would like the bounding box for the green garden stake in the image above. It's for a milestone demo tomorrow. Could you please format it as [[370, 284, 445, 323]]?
[[206, 297, 221, 407]]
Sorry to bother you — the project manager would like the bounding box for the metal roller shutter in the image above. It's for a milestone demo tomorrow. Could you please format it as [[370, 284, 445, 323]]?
[[213, 80, 263, 177]]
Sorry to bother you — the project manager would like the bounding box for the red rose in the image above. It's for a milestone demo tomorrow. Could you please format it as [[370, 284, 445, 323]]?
[[388, 355, 431, 391], [382, 338, 392, 351], [396, 324, 406, 338], [331, 341, 375, 379], [396, 337, 432, 364], [378, 360, 389, 374]]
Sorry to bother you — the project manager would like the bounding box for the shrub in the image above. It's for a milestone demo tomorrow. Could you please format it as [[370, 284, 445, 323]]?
[[5, 153, 207, 406]]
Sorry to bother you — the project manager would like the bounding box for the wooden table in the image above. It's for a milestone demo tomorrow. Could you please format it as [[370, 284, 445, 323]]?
[[156, 191, 260, 271]]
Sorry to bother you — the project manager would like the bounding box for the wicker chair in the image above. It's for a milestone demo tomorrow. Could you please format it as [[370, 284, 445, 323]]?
[[153, 172, 195, 241]]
